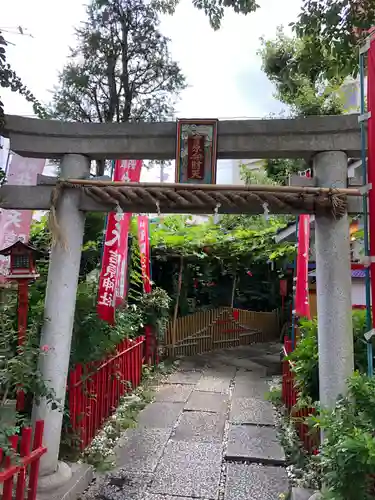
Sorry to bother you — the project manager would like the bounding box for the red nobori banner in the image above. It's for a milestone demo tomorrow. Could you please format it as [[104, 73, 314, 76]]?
[[115, 160, 142, 305], [137, 215, 152, 294], [295, 214, 311, 319], [0, 153, 45, 282], [97, 159, 142, 323]]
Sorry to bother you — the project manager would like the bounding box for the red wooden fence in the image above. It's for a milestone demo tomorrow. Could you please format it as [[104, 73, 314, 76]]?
[[0, 420, 46, 500], [68, 336, 145, 450], [282, 338, 319, 453]]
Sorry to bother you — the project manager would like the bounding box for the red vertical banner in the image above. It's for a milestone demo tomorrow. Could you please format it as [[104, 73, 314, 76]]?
[[115, 160, 143, 305], [97, 160, 142, 323], [137, 215, 152, 294], [295, 214, 311, 319], [367, 39, 375, 327]]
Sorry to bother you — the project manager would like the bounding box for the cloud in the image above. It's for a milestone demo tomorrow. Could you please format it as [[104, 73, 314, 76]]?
[[235, 67, 288, 117], [2, 0, 301, 120]]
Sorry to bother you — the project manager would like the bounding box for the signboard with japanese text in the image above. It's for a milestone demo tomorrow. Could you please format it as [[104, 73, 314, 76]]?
[[175, 119, 218, 184], [97, 159, 142, 323], [114, 160, 142, 305], [0, 154, 45, 282], [137, 215, 152, 294]]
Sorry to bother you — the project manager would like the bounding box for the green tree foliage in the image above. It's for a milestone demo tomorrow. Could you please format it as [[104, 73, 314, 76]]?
[[259, 27, 344, 118], [0, 29, 47, 128], [29, 213, 106, 279], [295, 0, 375, 80], [50, 0, 186, 176], [315, 372, 375, 500], [179, 0, 259, 30], [151, 213, 294, 312], [0, 0, 259, 135], [265, 158, 307, 185], [259, 27, 347, 183], [288, 310, 368, 403]]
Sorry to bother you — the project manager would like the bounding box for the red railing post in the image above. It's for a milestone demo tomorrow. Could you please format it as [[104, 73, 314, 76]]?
[[282, 337, 319, 454], [0, 420, 47, 500], [67, 335, 146, 450]]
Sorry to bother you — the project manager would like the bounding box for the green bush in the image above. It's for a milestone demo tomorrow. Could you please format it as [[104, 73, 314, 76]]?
[[288, 310, 368, 402], [315, 373, 375, 500], [70, 282, 171, 365]]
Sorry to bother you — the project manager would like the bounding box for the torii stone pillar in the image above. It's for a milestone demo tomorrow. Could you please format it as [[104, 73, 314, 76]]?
[[314, 151, 354, 408], [33, 154, 90, 487]]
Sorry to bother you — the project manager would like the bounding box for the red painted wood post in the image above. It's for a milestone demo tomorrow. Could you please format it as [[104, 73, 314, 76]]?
[[0, 422, 47, 500], [144, 325, 152, 364], [2, 435, 19, 500], [27, 421, 46, 500], [15, 427, 32, 500], [16, 279, 30, 411], [67, 335, 146, 451], [132, 340, 136, 385]]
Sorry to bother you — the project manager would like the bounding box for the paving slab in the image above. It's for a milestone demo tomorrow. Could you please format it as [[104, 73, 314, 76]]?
[[153, 384, 193, 403], [235, 366, 268, 380], [196, 374, 231, 393], [177, 357, 207, 371], [233, 380, 269, 399], [223, 358, 268, 373], [203, 364, 237, 378], [224, 463, 288, 500], [291, 487, 316, 500], [185, 391, 228, 413], [82, 470, 153, 500], [226, 424, 285, 465], [115, 428, 171, 472], [144, 495, 197, 500], [172, 411, 226, 442], [151, 440, 222, 499], [138, 402, 184, 428], [230, 397, 275, 425], [163, 371, 202, 385]]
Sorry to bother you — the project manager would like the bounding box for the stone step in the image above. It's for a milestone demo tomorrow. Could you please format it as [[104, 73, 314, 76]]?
[[224, 463, 288, 500], [225, 424, 285, 466], [230, 397, 275, 426]]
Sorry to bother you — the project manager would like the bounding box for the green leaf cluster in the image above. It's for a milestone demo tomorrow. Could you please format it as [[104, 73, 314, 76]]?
[[151, 214, 294, 263], [294, 0, 375, 81], [287, 310, 369, 402], [259, 27, 345, 118], [0, 29, 48, 126], [314, 373, 375, 500]]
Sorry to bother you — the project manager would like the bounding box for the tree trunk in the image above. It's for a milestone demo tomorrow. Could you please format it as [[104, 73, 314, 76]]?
[[96, 159, 105, 177], [231, 270, 237, 308]]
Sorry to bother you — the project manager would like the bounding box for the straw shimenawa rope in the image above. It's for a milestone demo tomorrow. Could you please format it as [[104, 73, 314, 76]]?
[[48, 180, 348, 245]]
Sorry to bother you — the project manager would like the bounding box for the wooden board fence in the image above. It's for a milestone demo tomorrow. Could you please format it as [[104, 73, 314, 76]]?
[[165, 307, 279, 356]]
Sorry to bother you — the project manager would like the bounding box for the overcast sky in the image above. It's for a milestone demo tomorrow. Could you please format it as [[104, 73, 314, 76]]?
[[1, 0, 302, 181]]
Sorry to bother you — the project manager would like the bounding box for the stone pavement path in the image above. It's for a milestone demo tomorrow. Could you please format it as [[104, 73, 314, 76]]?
[[83, 343, 288, 500]]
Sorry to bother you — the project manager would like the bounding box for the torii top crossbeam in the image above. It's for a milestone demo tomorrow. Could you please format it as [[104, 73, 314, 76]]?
[[0, 113, 364, 215], [2, 113, 363, 160]]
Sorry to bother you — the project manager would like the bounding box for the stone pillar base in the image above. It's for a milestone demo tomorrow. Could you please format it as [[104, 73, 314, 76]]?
[[38, 461, 72, 492], [37, 462, 93, 500]]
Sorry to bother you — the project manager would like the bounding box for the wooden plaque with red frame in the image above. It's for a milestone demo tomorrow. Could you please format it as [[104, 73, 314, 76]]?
[[175, 118, 218, 184]]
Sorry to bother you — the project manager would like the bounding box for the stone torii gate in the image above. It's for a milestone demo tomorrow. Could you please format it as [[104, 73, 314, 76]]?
[[0, 114, 364, 489]]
